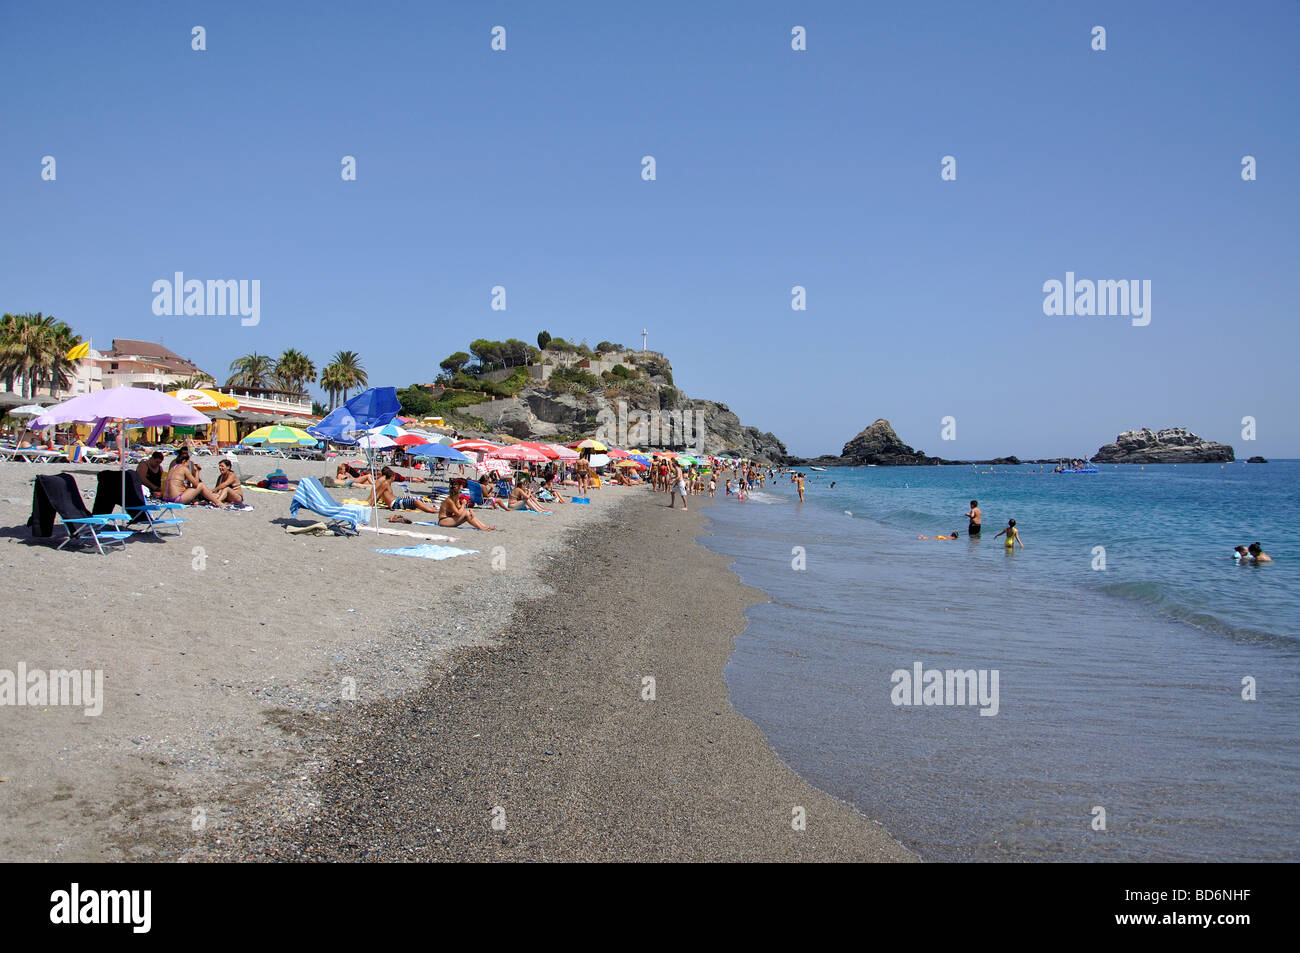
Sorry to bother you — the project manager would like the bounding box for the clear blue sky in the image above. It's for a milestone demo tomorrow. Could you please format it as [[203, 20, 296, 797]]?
[[3, 1, 1297, 458]]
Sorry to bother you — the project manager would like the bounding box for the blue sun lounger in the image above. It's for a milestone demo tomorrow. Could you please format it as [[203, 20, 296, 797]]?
[[28, 473, 133, 554], [290, 477, 363, 535]]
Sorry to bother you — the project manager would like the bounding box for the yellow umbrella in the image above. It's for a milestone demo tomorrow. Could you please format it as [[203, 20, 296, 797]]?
[[167, 388, 221, 410], [243, 424, 316, 445], [200, 389, 238, 408], [571, 439, 607, 451]]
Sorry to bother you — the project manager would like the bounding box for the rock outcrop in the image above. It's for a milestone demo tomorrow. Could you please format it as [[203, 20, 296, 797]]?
[[1247, 456, 1267, 464], [1092, 428, 1234, 464], [456, 357, 790, 463], [840, 419, 937, 466]]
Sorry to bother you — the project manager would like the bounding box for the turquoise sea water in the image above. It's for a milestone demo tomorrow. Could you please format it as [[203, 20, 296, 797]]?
[[700, 462, 1300, 861]]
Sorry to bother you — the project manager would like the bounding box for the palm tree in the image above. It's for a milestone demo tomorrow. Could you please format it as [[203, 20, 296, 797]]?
[[329, 350, 367, 402], [172, 373, 216, 390], [274, 348, 316, 400], [226, 353, 275, 389], [318, 363, 343, 411], [44, 321, 83, 395], [0, 313, 82, 397]]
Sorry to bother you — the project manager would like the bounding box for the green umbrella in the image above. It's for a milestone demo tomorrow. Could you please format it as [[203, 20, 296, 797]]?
[[243, 424, 317, 446]]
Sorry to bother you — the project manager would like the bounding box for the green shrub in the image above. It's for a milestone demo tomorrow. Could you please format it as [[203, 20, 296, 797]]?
[[550, 365, 599, 389]]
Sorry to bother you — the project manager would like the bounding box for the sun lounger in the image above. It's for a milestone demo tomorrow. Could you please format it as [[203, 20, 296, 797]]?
[[93, 470, 186, 538], [27, 473, 133, 554], [289, 477, 362, 535]]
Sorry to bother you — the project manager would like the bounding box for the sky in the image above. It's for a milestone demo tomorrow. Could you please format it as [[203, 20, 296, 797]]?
[[2, 1, 1297, 459]]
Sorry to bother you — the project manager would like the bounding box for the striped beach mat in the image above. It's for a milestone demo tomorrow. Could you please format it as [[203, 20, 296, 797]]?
[[373, 544, 478, 560]]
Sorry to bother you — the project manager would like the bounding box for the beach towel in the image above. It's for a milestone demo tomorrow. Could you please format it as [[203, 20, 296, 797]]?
[[373, 544, 477, 560], [571, 497, 590, 504]]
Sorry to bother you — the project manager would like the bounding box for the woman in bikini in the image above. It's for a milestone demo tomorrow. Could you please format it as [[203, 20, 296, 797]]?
[[164, 449, 228, 506], [438, 486, 496, 530]]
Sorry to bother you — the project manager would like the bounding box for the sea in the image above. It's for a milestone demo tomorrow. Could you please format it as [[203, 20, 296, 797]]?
[[699, 461, 1300, 862]]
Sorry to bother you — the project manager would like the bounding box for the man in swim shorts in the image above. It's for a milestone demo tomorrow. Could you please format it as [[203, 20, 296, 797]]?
[[373, 466, 438, 520], [965, 500, 982, 536]]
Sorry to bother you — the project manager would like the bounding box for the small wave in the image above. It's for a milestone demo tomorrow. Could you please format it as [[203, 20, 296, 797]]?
[[1096, 579, 1298, 650]]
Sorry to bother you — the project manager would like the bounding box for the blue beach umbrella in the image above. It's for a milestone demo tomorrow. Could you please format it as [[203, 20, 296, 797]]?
[[407, 443, 471, 463]]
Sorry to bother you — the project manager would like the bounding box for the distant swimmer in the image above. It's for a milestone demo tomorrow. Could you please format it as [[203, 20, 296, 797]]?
[[829, 481, 836, 488], [994, 519, 1024, 549], [918, 531, 961, 540], [1248, 542, 1272, 563], [964, 500, 982, 537], [1233, 545, 1250, 563]]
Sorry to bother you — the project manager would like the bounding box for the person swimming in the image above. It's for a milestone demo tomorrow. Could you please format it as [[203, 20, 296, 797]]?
[[994, 518, 1024, 549], [1247, 542, 1272, 563]]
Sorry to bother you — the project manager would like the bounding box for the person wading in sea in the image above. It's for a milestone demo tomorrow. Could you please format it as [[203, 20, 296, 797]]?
[[965, 500, 982, 537]]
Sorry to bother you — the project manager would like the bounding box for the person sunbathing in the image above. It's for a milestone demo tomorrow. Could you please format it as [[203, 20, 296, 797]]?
[[438, 488, 496, 530], [372, 466, 438, 521], [164, 449, 228, 506], [213, 459, 244, 505], [335, 462, 373, 488], [477, 477, 511, 509], [508, 477, 550, 512]]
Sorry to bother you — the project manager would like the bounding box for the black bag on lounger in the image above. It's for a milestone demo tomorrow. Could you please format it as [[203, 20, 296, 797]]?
[[93, 469, 150, 523], [28, 473, 92, 538]]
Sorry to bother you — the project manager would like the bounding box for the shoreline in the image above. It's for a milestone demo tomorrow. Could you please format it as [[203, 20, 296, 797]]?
[[189, 487, 914, 862]]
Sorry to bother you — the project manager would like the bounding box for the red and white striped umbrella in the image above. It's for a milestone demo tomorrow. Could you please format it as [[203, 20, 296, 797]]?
[[451, 439, 502, 453], [517, 441, 560, 459], [487, 443, 551, 463]]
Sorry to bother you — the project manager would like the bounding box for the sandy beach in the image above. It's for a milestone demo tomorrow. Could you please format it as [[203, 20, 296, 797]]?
[[0, 457, 910, 862]]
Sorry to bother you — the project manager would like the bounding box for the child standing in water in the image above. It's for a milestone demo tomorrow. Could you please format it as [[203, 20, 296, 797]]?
[[994, 518, 1024, 549]]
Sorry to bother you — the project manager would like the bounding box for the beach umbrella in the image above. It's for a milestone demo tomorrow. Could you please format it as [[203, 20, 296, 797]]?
[[615, 459, 646, 469], [166, 388, 222, 410], [630, 454, 652, 466], [588, 453, 611, 468], [200, 389, 239, 408], [408, 443, 471, 463], [547, 443, 580, 461], [451, 438, 502, 453], [306, 387, 401, 531], [7, 404, 50, 452], [570, 438, 607, 452], [488, 443, 551, 463], [372, 423, 411, 439], [355, 433, 397, 450], [396, 430, 446, 447], [243, 424, 317, 445], [32, 388, 209, 515], [309, 387, 400, 444], [606, 448, 631, 459], [517, 441, 560, 459]]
